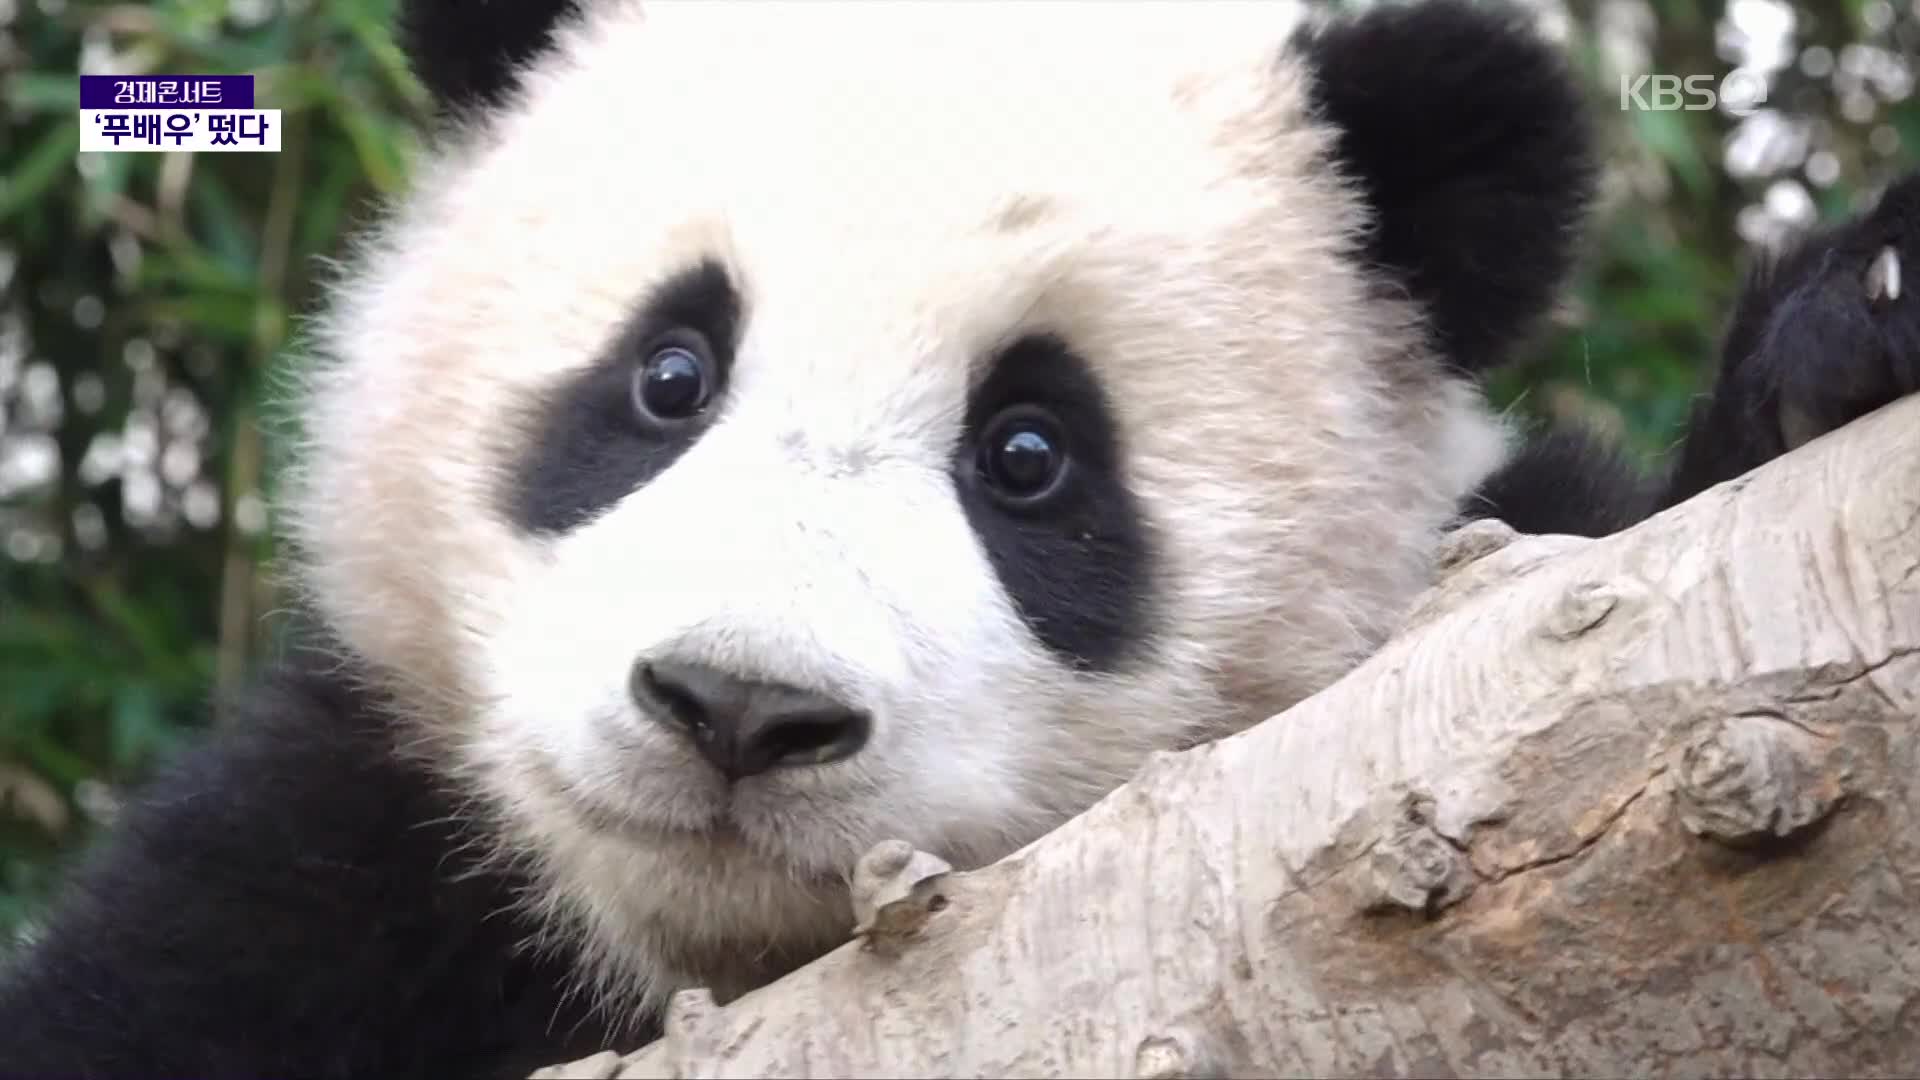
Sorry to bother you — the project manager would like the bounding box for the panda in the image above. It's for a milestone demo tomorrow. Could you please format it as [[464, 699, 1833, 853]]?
[[3, 1, 1915, 1077]]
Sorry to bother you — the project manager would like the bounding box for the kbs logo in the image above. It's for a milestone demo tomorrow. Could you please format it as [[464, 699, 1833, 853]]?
[[1619, 71, 1768, 118]]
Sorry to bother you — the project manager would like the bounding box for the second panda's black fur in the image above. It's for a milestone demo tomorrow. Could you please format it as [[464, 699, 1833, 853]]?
[[1659, 172, 1920, 510], [3, 3, 1918, 1078], [1471, 172, 1920, 538]]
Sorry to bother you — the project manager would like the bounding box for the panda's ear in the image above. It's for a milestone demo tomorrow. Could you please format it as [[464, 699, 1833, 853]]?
[[1293, 0, 1597, 371], [399, 0, 587, 115]]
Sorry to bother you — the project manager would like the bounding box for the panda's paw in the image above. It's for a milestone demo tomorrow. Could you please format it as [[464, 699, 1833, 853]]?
[[1725, 173, 1920, 454]]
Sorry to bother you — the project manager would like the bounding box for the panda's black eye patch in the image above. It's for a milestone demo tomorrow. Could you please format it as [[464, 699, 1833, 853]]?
[[955, 334, 1155, 673], [506, 260, 740, 535]]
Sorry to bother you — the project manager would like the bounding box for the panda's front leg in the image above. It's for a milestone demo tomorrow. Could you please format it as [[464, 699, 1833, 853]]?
[[1660, 171, 1920, 509]]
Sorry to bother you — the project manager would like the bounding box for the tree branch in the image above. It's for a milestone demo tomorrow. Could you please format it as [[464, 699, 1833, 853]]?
[[537, 395, 1920, 1079]]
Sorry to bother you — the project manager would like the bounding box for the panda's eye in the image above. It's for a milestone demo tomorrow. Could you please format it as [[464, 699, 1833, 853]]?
[[632, 335, 715, 423], [978, 405, 1069, 505]]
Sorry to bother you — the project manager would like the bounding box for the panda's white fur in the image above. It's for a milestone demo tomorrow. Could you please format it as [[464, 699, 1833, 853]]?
[[287, 0, 1511, 1008], [15, 4, 1920, 1074]]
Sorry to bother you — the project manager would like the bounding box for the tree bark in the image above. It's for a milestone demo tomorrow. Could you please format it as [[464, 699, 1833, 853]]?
[[535, 395, 1920, 1079]]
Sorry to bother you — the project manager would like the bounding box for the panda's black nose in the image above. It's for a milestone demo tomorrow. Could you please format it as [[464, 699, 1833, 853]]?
[[632, 660, 871, 781]]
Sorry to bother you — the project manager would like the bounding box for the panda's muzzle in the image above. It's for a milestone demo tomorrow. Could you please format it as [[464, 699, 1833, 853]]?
[[631, 659, 871, 782]]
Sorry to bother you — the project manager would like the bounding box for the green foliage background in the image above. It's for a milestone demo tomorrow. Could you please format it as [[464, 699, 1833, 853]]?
[[1, 0, 1916, 943]]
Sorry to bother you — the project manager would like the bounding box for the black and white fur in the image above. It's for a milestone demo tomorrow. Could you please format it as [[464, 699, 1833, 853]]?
[[3, 3, 1914, 1077]]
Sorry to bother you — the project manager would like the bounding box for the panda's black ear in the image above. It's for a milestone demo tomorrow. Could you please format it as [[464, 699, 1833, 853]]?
[[1294, 0, 1596, 372], [399, 0, 585, 115]]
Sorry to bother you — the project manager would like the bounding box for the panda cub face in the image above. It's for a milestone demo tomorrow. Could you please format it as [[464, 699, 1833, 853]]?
[[293, 0, 1590, 1001]]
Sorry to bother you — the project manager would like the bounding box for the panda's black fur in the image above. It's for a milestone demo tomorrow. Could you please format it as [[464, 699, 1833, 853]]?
[[0, 633, 621, 1079], [1659, 170, 1920, 509], [1475, 169, 1920, 537], [3, 3, 1917, 1078]]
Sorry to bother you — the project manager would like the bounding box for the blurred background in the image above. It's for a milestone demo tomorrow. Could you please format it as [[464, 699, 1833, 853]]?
[[0, 0, 1915, 943]]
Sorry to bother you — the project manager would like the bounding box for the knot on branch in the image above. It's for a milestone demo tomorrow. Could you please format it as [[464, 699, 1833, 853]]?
[[1403, 525, 1590, 632], [1434, 518, 1520, 574], [1364, 795, 1475, 916], [1134, 1030, 1229, 1079], [850, 839, 954, 952], [1540, 580, 1622, 639], [1674, 711, 1846, 847]]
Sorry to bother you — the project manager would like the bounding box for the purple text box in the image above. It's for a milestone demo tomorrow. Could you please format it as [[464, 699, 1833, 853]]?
[[79, 75, 254, 110]]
